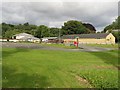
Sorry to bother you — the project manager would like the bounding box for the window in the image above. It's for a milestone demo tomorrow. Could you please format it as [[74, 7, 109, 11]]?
[[13, 36, 16, 39], [96, 38, 101, 39]]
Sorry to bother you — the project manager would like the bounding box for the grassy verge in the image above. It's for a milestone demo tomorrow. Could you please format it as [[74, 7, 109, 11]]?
[[2, 48, 119, 88], [86, 44, 118, 48]]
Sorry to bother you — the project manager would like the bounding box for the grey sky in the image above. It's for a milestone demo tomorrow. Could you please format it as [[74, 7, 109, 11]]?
[[2, 1, 118, 31]]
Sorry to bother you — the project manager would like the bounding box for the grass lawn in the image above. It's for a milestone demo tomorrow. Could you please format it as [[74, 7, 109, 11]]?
[[86, 44, 118, 48], [2, 48, 119, 88]]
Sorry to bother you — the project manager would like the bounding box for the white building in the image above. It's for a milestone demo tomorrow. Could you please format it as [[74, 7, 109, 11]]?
[[12, 33, 40, 43]]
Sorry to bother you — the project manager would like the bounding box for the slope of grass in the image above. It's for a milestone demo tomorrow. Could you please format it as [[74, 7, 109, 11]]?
[[2, 48, 119, 88]]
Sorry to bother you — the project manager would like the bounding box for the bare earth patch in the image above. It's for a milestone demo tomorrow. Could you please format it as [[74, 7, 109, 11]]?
[[75, 75, 93, 88], [69, 71, 93, 88]]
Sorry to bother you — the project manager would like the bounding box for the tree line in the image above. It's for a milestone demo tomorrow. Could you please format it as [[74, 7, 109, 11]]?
[[1, 20, 96, 39], [103, 16, 120, 43]]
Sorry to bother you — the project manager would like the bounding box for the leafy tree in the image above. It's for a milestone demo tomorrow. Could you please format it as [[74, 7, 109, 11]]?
[[40, 25, 49, 37], [35, 26, 42, 38], [49, 27, 60, 37], [103, 16, 120, 43], [112, 32, 120, 43], [62, 20, 90, 35], [35, 25, 50, 38], [2, 23, 12, 37], [0, 24, 2, 38], [24, 22, 29, 26], [104, 16, 120, 32], [4, 29, 21, 38], [82, 23, 96, 33]]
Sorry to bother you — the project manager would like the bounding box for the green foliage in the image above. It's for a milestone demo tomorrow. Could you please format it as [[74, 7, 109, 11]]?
[[79, 69, 118, 88], [49, 28, 61, 37], [2, 23, 13, 37], [40, 25, 50, 37], [2, 22, 37, 38], [35, 26, 42, 38], [35, 25, 50, 38], [62, 20, 91, 35], [1, 20, 96, 39], [103, 16, 120, 43], [0, 24, 2, 37], [104, 16, 120, 32], [82, 23, 96, 33], [112, 32, 120, 42], [4, 29, 22, 38]]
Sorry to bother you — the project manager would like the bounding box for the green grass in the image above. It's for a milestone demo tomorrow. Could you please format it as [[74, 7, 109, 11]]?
[[86, 44, 118, 48], [41, 43, 77, 49], [2, 48, 119, 88]]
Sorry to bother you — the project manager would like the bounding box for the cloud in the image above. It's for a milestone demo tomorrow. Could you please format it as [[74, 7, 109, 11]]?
[[2, 1, 118, 31]]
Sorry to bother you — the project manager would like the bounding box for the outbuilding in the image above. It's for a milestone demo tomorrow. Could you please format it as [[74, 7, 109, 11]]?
[[62, 33, 115, 45], [12, 33, 40, 43]]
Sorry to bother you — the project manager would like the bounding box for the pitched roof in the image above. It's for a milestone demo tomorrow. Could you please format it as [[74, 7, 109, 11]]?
[[13, 33, 40, 40], [62, 33, 109, 39], [42, 37, 58, 39], [14, 33, 33, 37], [20, 36, 40, 40]]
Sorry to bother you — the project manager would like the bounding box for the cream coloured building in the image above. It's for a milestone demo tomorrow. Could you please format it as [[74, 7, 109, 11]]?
[[12, 33, 40, 43], [62, 33, 115, 45]]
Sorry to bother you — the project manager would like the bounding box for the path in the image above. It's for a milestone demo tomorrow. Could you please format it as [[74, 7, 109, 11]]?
[[1, 42, 116, 52], [78, 44, 115, 52]]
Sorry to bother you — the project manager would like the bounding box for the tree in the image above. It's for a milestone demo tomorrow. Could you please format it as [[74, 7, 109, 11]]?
[[4, 29, 21, 38], [0, 24, 2, 38], [24, 22, 29, 26], [2, 23, 12, 37], [62, 20, 90, 35], [35, 25, 50, 38], [49, 28, 60, 37], [103, 16, 120, 43], [104, 16, 120, 32], [82, 23, 96, 33]]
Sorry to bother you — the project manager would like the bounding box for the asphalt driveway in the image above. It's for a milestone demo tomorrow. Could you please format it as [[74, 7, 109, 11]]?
[[1, 42, 116, 52], [78, 44, 116, 52]]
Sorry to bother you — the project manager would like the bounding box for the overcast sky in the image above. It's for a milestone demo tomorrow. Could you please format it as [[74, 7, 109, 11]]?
[[1, 0, 118, 31]]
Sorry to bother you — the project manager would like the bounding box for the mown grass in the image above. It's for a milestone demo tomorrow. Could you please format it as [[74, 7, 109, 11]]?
[[2, 48, 119, 88], [86, 44, 118, 48]]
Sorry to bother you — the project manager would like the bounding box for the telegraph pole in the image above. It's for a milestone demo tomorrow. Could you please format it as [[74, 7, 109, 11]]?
[[58, 28, 61, 43]]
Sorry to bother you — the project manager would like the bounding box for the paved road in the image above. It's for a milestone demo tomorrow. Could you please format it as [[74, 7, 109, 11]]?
[[78, 44, 116, 52], [1, 42, 80, 52], [1, 42, 116, 52]]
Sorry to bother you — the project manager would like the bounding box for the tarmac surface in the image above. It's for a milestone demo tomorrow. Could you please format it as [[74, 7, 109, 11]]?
[[1, 42, 116, 52]]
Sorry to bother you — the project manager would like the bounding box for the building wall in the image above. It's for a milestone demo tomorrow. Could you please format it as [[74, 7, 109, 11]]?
[[63, 38, 107, 44], [78, 38, 106, 44], [15, 36, 24, 39], [63, 33, 115, 44], [105, 33, 115, 44]]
